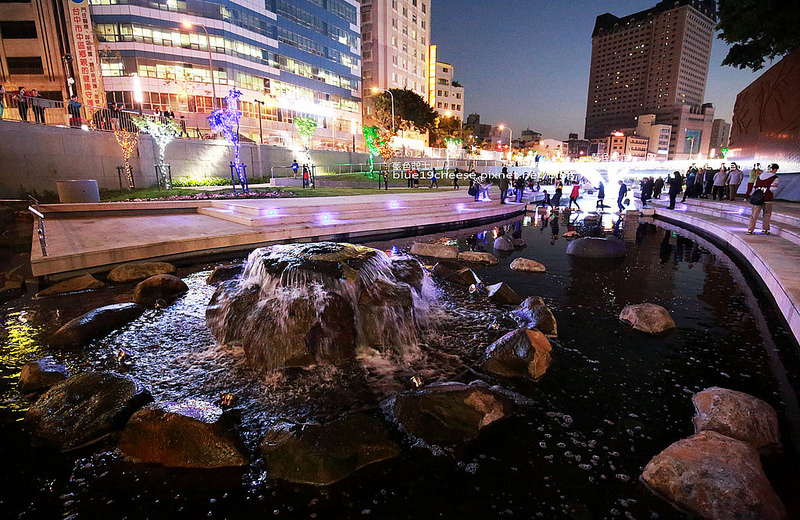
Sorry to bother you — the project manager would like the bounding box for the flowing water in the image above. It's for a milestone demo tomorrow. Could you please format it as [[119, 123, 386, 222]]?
[[1, 209, 799, 519]]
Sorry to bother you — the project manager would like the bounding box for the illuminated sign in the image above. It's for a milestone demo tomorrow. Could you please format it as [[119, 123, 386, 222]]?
[[428, 45, 437, 107], [66, 0, 103, 108]]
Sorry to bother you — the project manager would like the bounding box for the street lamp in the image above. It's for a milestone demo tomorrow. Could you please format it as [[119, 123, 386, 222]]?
[[254, 99, 264, 144], [182, 20, 216, 111], [499, 124, 513, 158], [371, 87, 395, 131]]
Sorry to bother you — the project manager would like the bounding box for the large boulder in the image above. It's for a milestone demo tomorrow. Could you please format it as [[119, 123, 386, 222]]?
[[259, 414, 400, 485], [481, 328, 552, 381], [493, 235, 515, 252], [118, 399, 248, 468], [50, 302, 146, 348], [389, 256, 425, 292], [487, 282, 523, 306], [457, 251, 499, 265], [642, 431, 786, 520], [386, 382, 514, 446], [511, 297, 557, 337], [18, 357, 69, 393], [509, 257, 546, 272], [36, 274, 104, 298], [619, 303, 675, 334], [107, 261, 177, 283], [133, 274, 189, 307], [358, 279, 416, 347], [566, 236, 626, 259], [25, 371, 152, 451], [693, 387, 780, 451], [410, 242, 458, 259], [0, 272, 25, 301], [206, 264, 243, 285], [432, 262, 480, 286]]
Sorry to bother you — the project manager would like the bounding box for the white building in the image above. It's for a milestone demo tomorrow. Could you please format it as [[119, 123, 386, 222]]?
[[431, 60, 464, 121], [636, 114, 672, 159]]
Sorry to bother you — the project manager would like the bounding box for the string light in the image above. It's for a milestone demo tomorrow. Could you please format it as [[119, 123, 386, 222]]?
[[114, 128, 139, 189], [132, 116, 181, 189], [208, 88, 248, 192]]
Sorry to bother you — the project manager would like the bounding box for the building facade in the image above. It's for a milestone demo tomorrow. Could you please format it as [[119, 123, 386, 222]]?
[[584, 0, 716, 157], [90, 0, 362, 148], [708, 118, 730, 157], [360, 0, 430, 118], [431, 60, 463, 120], [635, 113, 671, 159]]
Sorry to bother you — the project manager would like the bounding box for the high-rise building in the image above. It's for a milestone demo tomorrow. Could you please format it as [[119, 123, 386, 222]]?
[[360, 0, 431, 124], [431, 60, 463, 121], [91, 0, 362, 147], [708, 118, 730, 157], [585, 0, 716, 154]]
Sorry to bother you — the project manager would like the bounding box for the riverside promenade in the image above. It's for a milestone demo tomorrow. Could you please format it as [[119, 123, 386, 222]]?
[[30, 190, 524, 278], [647, 196, 800, 344]]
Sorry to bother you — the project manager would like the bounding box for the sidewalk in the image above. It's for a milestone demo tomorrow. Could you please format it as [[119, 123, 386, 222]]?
[[648, 196, 800, 344]]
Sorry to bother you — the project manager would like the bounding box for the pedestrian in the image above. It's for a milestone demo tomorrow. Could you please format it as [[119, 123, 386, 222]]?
[[453, 167, 460, 190], [540, 189, 551, 208], [552, 181, 563, 208], [568, 182, 581, 210], [15, 87, 29, 121], [383, 169, 389, 190], [653, 176, 664, 198], [110, 102, 121, 130], [67, 94, 82, 127], [681, 164, 697, 202], [747, 164, 780, 235], [0, 85, 6, 120], [641, 176, 654, 207], [693, 168, 705, 197], [617, 180, 628, 212], [302, 164, 310, 188], [498, 166, 509, 204], [514, 174, 526, 203], [291, 159, 299, 178], [745, 163, 762, 199], [413, 169, 419, 188], [430, 167, 438, 188], [728, 163, 744, 201], [712, 165, 728, 201], [667, 170, 683, 209]]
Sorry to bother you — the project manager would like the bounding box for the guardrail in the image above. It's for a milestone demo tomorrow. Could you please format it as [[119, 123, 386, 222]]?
[[27, 195, 47, 257]]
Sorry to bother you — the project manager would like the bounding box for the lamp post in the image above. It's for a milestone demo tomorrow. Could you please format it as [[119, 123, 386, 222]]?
[[687, 134, 695, 160], [182, 21, 216, 111], [371, 87, 395, 132], [61, 54, 74, 97], [499, 124, 512, 160], [254, 99, 264, 144]]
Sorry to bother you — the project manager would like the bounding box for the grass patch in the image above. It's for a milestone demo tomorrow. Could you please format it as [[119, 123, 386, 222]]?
[[97, 185, 437, 201]]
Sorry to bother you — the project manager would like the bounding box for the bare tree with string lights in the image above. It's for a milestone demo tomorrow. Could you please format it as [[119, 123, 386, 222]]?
[[209, 88, 249, 192]]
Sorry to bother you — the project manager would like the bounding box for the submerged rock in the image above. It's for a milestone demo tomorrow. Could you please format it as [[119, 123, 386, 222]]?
[[566, 236, 626, 258], [410, 242, 458, 259], [457, 251, 499, 265], [487, 282, 523, 306], [259, 414, 400, 485], [118, 399, 248, 468], [493, 235, 514, 251], [133, 274, 189, 307], [36, 274, 105, 298], [619, 303, 675, 334], [509, 257, 546, 272], [107, 261, 177, 283], [432, 261, 480, 286], [18, 357, 69, 393], [642, 431, 786, 520], [511, 297, 557, 336], [0, 272, 25, 300], [389, 256, 425, 292], [386, 382, 514, 446], [693, 387, 780, 451], [482, 328, 552, 381], [25, 371, 152, 451], [207, 264, 244, 285], [50, 302, 146, 348]]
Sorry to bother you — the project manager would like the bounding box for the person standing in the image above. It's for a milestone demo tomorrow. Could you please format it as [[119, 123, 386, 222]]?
[[653, 177, 664, 198], [291, 159, 299, 178], [668, 170, 683, 209], [728, 163, 744, 201], [552, 180, 563, 209], [703, 164, 715, 198], [747, 164, 780, 235], [302, 164, 310, 188], [712, 165, 728, 201], [568, 182, 581, 210], [617, 180, 627, 212], [514, 174, 526, 203], [641, 176, 654, 208], [498, 167, 509, 204], [0, 85, 5, 120], [597, 181, 605, 208], [745, 163, 762, 198], [681, 164, 697, 202], [430, 167, 438, 188], [453, 167, 460, 190], [67, 94, 82, 127], [15, 87, 29, 121]]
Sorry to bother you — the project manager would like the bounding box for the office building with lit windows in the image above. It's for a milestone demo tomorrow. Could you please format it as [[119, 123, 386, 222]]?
[[91, 0, 362, 148], [360, 0, 431, 146], [585, 0, 716, 159], [431, 59, 463, 121]]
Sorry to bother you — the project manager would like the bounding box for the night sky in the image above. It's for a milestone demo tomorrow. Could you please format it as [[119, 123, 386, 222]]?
[[430, 0, 763, 140]]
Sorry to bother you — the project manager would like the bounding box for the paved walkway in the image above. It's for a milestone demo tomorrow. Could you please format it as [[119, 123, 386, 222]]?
[[31, 190, 525, 278], [646, 195, 800, 345]]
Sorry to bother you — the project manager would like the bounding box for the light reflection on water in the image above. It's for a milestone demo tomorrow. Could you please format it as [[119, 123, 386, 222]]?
[[1, 211, 799, 519]]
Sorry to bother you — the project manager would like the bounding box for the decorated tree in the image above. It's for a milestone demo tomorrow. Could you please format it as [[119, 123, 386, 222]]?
[[363, 125, 382, 174], [132, 115, 181, 189], [209, 88, 248, 192], [114, 129, 139, 190], [294, 116, 317, 167], [444, 137, 463, 172]]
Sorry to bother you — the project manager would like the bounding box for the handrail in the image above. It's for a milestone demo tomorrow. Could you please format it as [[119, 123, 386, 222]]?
[[27, 195, 47, 257]]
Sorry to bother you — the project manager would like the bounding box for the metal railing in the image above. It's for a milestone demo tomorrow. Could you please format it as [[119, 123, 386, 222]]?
[[27, 195, 47, 257]]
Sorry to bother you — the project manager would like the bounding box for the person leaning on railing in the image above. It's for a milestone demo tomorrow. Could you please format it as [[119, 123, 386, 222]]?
[[747, 163, 780, 236], [67, 94, 82, 127]]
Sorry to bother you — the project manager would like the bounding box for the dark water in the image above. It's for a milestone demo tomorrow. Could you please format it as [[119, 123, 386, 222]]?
[[2, 209, 799, 519]]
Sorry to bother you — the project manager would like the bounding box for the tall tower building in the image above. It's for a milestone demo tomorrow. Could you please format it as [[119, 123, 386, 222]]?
[[585, 0, 716, 145], [91, 0, 362, 147], [360, 0, 431, 122]]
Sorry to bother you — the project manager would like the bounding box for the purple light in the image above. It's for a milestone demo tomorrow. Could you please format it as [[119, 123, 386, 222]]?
[[456, 203, 465, 211], [390, 201, 399, 209], [268, 209, 275, 216], [322, 213, 330, 222]]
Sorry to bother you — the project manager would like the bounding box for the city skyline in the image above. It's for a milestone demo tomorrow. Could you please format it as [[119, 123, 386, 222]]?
[[431, 0, 762, 140]]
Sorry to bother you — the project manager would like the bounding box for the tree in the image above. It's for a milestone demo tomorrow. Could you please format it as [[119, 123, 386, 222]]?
[[374, 88, 438, 134], [717, 0, 800, 71], [431, 115, 467, 147]]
